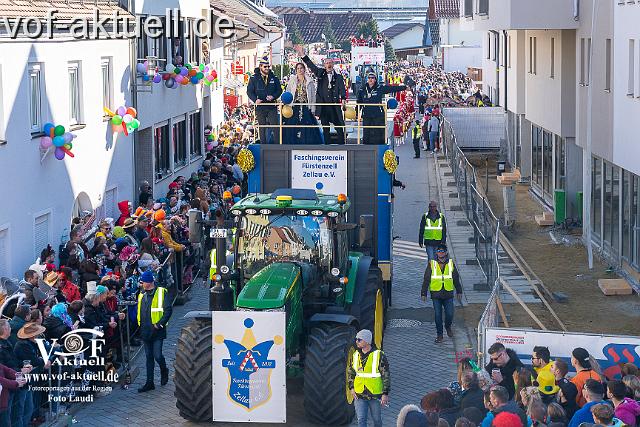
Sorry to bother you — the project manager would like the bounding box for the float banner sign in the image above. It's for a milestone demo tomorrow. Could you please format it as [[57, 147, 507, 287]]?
[[212, 311, 286, 423], [485, 327, 640, 380], [291, 150, 347, 196]]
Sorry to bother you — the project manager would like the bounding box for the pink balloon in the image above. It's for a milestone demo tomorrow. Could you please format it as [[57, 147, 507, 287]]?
[[40, 136, 52, 149], [207, 74, 214, 82], [116, 106, 126, 116], [175, 75, 184, 84], [54, 147, 65, 160]]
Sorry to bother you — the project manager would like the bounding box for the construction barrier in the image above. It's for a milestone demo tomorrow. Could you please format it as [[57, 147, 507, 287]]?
[[441, 113, 503, 362]]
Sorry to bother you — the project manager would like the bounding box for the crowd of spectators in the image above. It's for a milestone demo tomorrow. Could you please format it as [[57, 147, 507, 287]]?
[[397, 342, 640, 427]]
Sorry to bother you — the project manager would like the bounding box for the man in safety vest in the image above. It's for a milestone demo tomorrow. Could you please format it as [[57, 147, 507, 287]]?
[[421, 245, 462, 343], [418, 200, 447, 262], [136, 270, 172, 393], [412, 120, 422, 159], [348, 329, 390, 427]]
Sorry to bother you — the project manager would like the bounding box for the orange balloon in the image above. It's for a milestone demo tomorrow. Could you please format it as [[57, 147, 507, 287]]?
[[49, 128, 55, 138], [125, 107, 137, 118], [188, 69, 197, 77]]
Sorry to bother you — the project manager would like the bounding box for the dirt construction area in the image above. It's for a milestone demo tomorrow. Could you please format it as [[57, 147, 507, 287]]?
[[464, 154, 640, 337]]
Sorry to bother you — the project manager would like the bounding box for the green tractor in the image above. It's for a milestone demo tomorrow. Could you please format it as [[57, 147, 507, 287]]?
[[174, 188, 387, 424]]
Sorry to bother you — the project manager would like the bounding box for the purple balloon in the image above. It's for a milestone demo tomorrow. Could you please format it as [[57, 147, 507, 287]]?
[[116, 106, 126, 116], [136, 63, 147, 74], [63, 132, 74, 143], [153, 74, 162, 84], [40, 136, 52, 149], [165, 78, 175, 89], [180, 67, 188, 76], [54, 147, 65, 160]]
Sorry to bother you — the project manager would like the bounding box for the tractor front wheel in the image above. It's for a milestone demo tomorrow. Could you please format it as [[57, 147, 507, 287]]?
[[174, 319, 213, 422], [304, 323, 356, 425]]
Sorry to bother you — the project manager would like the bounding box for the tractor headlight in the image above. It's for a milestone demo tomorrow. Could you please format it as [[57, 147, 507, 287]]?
[[220, 265, 230, 274], [331, 268, 340, 277], [339, 277, 348, 285]]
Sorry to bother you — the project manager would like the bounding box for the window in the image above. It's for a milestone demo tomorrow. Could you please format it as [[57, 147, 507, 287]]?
[[622, 170, 633, 261], [464, 0, 472, 17], [629, 39, 635, 96], [68, 62, 82, 125], [507, 35, 511, 68], [532, 126, 542, 186], [138, 17, 167, 60], [173, 119, 187, 168], [0, 227, 9, 277], [592, 157, 602, 239], [189, 111, 202, 160], [104, 187, 117, 220], [154, 123, 171, 180], [550, 38, 555, 78], [603, 162, 620, 251], [580, 38, 585, 85], [171, 19, 185, 66], [34, 212, 50, 261], [529, 37, 533, 73], [28, 63, 43, 133], [533, 37, 537, 75], [586, 38, 592, 85], [554, 136, 565, 191], [486, 33, 491, 59], [492, 32, 498, 61], [101, 58, 113, 116], [479, 0, 489, 15], [605, 39, 612, 91], [187, 20, 201, 64], [542, 130, 552, 195]]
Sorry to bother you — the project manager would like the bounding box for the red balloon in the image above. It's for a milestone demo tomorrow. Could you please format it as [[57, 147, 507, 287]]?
[[212, 70, 218, 79], [188, 69, 197, 77], [125, 107, 137, 118], [162, 73, 171, 81]]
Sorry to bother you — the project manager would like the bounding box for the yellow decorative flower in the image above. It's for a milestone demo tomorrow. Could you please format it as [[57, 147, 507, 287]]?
[[237, 148, 255, 173], [383, 149, 398, 174]]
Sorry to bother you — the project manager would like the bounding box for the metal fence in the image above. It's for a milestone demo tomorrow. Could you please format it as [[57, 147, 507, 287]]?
[[441, 115, 502, 361], [441, 107, 505, 150]]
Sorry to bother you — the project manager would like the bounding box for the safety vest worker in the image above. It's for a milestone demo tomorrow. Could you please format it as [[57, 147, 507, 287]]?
[[420, 245, 462, 343], [348, 329, 390, 426], [136, 270, 172, 392], [419, 200, 447, 261]]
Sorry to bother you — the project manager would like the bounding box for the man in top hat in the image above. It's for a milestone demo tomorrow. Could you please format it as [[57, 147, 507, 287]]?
[[247, 53, 282, 144], [137, 270, 172, 392], [421, 244, 462, 343], [302, 54, 347, 144]]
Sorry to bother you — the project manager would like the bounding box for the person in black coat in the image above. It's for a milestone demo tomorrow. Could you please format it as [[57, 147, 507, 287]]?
[[247, 55, 282, 144], [356, 73, 407, 145], [460, 371, 488, 415], [301, 55, 347, 144]]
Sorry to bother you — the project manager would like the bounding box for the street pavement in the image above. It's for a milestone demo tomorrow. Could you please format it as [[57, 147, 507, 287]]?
[[69, 140, 467, 426]]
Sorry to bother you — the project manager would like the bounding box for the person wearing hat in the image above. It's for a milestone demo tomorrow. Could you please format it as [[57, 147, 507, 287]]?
[[356, 72, 407, 145], [535, 369, 559, 404], [570, 347, 601, 407], [121, 218, 140, 248], [419, 201, 447, 262], [421, 244, 462, 343], [557, 376, 579, 420], [301, 54, 347, 144], [568, 379, 606, 427], [137, 270, 172, 393], [134, 215, 150, 244], [347, 329, 390, 427], [247, 53, 282, 144], [396, 404, 429, 427]]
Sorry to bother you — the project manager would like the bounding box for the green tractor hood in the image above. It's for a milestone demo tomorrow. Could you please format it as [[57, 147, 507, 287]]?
[[236, 262, 301, 310]]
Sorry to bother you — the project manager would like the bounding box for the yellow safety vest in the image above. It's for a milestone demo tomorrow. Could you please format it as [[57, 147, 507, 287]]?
[[137, 287, 167, 326], [429, 260, 455, 292], [352, 349, 384, 395], [412, 125, 421, 139], [209, 248, 233, 279], [423, 213, 444, 241]]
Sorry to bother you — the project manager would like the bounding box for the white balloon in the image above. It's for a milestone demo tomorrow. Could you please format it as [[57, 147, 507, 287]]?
[[165, 63, 175, 72], [123, 114, 133, 124]]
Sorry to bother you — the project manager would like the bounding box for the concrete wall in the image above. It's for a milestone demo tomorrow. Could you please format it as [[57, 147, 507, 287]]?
[[613, 2, 640, 176], [523, 29, 575, 138], [442, 46, 483, 73], [440, 18, 483, 72], [468, 0, 578, 31], [575, 0, 613, 162], [506, 30, 525, 115], [0, 38, 133, 277]]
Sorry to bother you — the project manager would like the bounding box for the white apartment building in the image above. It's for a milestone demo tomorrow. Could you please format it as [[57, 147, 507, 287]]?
[[132, 0, 226, 198], [0, 1, 134, 277], [462, 0, 640, 275]]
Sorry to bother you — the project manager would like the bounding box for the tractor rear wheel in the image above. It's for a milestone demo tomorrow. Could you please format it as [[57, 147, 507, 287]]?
[[358, 266, 386, 347], [174, 319, 213, 422], [304, 323, 356, 425]]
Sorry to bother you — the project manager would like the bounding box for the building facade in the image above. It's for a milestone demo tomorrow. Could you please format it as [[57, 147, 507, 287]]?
[[463, 0, 640, 275]]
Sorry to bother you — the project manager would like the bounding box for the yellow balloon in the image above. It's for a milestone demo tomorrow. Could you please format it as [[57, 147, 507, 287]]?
[[344, 107, 357, 120], [281, 105, 294, 119]]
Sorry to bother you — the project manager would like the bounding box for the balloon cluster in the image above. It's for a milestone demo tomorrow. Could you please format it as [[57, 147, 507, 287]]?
[[39, 123, 76, 160], [146, 62, 219, 89], [103, 106, 140, 136], [236, 148, 256, 173], [281, 91, 294, 119], [383, 149, 398, 174]]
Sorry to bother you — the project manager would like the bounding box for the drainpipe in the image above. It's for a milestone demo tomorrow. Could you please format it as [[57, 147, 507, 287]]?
[[584, 0, 597, 269], [574, 0, 580, 21], [129, 0, 138, 201]]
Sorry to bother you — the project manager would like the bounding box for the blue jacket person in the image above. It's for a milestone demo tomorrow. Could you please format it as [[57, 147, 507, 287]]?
[[357, 73, 406, 145], [247, 54, 283, 144], [137, 270, 172, 392]]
